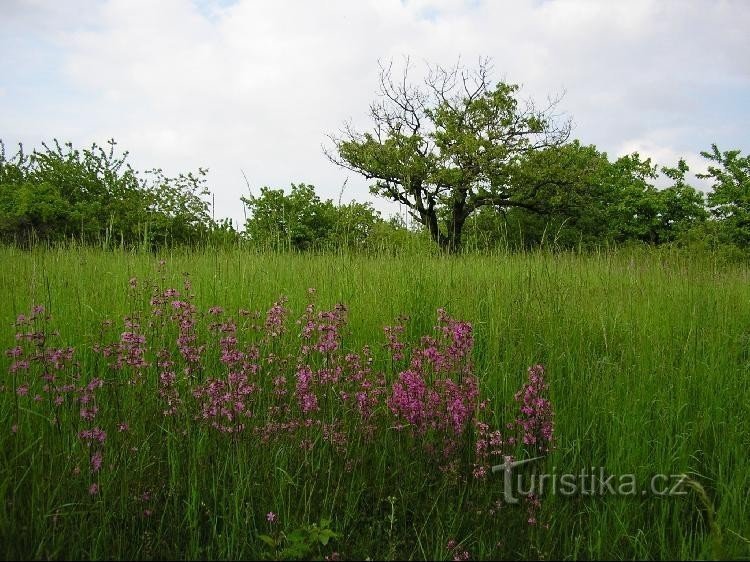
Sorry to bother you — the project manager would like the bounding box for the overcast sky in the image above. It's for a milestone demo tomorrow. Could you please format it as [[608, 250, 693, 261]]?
[[2, 0, 749, 225]]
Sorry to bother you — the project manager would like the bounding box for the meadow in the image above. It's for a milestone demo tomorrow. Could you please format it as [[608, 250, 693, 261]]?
[[0, 246, 749, 560]]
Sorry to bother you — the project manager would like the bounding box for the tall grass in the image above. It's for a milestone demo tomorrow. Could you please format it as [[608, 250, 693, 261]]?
[[1, 246, 749, 560]]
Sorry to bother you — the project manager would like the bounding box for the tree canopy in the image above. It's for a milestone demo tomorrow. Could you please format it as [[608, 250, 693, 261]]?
[[241, 183, 385, 251], [0, 139, 233, 248], [327, 58, 571, 251], [328, 58, 720, 253], [0, 56, 747, 256], [699, 144, 750, 245]]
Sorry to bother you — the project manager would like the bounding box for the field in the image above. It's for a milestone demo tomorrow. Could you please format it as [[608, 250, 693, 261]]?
[[1, 246, 749, 560]]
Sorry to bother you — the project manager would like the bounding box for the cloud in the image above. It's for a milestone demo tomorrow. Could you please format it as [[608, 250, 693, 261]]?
[[1, 0, 748, 224]]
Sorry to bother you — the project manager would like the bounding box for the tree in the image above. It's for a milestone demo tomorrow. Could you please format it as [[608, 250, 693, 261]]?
[[504, 141, 613, 246], [698, 144, 750, 245], [241, 183, 384, 251], [333, 200, 384, 249], [459, 143, 709, 250], [0, 138, 227, 247], [242, 183, 332, 250], [144, 167, 215, 246], [561, 152, 707, 246], [657, 159, 708, 243], [327, 57, 571, 252]]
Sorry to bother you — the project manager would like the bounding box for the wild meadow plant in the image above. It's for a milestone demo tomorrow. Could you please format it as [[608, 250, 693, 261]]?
[[1, 263, 554, 559]]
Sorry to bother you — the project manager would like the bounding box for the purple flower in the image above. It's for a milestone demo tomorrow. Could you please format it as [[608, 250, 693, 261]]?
[[513, 365, 554, 454], [265, 298, 289, 337], [91, 451, 103, 473]]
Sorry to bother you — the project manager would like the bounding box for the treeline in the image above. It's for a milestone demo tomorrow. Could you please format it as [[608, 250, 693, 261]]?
[[0, 139, 405, 251], [327, 58, 750, 254], [0, 139, 236, 248], [0, 137, 748, 254], [240, 183, 415, 252], [460, 143, 730, 251]]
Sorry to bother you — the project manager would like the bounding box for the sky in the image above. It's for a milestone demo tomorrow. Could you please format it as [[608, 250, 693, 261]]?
[[2, 0, 749, 226]]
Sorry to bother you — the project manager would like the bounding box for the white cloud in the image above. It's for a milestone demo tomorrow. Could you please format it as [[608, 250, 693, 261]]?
[[1, 0, 748, 224]]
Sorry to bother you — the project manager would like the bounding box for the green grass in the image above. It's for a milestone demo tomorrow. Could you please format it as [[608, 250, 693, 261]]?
[[1, 246, 749, 560]]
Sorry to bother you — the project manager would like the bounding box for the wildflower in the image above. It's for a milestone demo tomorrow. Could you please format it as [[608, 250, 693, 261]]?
[[384, 323, 406, 361], [446, 540, 470, 561], [5, 346, 23, 357], [80, 406, 99, 421], [86, 378, 104, 392], [265, 297, 288, 337], [472, 465, 487, 479], [9, 360, 29, 374], [88, 483, 99, 495], [91, 451, 103, 473], [513, 365, 554, 454], [266, 511, 277, 523], [79, 428, 107, 443]]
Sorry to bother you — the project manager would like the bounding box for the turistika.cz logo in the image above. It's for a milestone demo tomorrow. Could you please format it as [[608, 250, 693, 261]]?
[[492, 457, 690, 504]]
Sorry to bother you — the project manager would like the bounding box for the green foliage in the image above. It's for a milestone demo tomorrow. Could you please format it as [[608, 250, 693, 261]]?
[[2, 132, 747, 256], [242, 183, 331, 250], [242, 182, 409, 251], [328, 58, 726, 254], [258, 519, 341, 560], [329, 58, 571, 251], [699, 144, 750, 246], [657, 159, 709, 242], [0, 139, 236, 248], [462, 143, 709, 251]]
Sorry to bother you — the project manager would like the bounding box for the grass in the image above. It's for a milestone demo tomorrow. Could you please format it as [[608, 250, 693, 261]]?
[[1, 245, 749, 560]]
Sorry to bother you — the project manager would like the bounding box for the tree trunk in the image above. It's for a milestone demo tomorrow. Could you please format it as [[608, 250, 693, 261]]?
[[418, 197, 468, 253], [446, 199, 468, 253], [417, 208, 468, 253], [423, 209, 448, 250]]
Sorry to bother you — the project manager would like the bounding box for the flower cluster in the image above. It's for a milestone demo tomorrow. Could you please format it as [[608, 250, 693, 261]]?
[[4, 273, 555, 531], [387, 310, 479, 456], [510, 364, 554, 454]]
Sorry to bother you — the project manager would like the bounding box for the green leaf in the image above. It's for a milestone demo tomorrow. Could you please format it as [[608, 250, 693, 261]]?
[[258, 534, 277, 548]]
